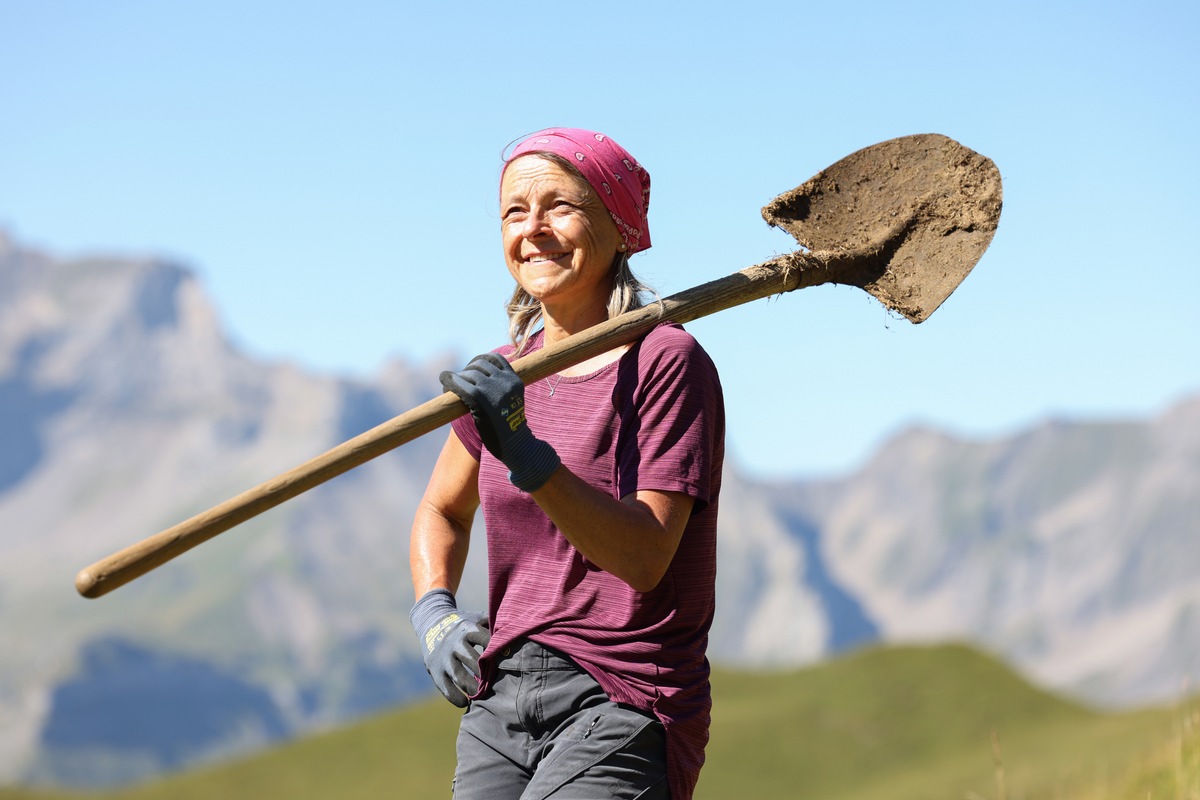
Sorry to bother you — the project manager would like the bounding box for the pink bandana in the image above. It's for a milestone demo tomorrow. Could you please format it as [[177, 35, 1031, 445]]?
[[505, 128, 652, 254]]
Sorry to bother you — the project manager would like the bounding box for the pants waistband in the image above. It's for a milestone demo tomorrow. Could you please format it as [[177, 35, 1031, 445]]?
[[495, 638, 581, 673]]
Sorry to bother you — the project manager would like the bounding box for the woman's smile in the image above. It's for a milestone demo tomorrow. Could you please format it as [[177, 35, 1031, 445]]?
[[524, 250, 569, 264]]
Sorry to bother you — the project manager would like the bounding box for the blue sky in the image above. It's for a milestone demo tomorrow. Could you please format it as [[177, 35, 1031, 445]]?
[[2, 0, 1196, 478]]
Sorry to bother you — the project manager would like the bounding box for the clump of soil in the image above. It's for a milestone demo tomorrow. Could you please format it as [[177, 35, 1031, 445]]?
[[762, 133, 1003, 322]]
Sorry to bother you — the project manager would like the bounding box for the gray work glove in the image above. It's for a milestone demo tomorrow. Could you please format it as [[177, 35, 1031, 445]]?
[[409, 588, 490, 708], [440, 353, 561, 492]]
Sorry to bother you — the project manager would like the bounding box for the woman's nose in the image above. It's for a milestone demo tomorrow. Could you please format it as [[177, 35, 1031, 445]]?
[[522, 208, 550, 238]]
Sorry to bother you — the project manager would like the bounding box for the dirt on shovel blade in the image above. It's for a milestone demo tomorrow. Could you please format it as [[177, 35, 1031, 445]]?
[[762, 133, 1003, 322]]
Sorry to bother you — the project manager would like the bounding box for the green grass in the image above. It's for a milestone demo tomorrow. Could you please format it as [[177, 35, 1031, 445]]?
[[2, 643, 1193, 799], [700, 643, 1175, 800], [1064, 698, 1200, 800]]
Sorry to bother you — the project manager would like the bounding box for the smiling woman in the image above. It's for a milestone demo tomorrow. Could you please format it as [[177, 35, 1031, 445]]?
[[500, 154, 627, 351], [408, 128, 726, 800], [500, 149, 657, 362]]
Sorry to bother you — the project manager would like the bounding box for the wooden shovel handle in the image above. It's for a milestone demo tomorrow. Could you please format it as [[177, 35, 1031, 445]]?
[[75, 253, 821, 598]]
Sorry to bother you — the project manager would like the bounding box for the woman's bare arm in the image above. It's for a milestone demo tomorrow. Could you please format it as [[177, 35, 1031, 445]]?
[[410, 431, 481, 601], [531, 467, 694, 593]]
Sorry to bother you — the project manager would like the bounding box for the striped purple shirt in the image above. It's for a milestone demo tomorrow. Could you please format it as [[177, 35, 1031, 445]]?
[[451, 322, 725, 799]]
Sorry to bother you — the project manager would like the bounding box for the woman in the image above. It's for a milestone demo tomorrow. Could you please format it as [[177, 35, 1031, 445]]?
[[409, 128, 725, 799]]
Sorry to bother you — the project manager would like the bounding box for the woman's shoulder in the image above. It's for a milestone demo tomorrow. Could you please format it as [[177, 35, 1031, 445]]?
[[635, 323, 720, 380], [640, 322, 712, 360]]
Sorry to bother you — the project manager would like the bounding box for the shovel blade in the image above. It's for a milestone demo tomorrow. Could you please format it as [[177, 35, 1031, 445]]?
[[762, 133, 1003, 322]]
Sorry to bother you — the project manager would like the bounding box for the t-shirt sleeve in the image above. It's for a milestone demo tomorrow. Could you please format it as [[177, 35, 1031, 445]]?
[[616, 327, 724, 510]]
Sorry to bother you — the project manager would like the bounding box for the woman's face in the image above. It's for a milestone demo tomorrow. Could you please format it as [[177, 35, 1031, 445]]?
[[500, 155, 623, 314]]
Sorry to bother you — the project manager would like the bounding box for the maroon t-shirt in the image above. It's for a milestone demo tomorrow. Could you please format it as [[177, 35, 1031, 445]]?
[[451, 322, 725, 799]]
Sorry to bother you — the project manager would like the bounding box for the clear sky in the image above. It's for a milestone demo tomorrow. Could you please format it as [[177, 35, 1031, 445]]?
[[2, 0, 1196, 478]]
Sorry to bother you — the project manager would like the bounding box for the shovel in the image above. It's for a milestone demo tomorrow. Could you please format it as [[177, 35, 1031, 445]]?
[[76, 132, 1003, 599]]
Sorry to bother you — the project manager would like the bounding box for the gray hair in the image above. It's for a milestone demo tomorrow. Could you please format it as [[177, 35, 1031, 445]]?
[[506, 251, 658, 356]]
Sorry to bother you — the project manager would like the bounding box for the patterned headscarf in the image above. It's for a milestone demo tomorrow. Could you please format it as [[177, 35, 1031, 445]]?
[[505, 128, 652, 254]]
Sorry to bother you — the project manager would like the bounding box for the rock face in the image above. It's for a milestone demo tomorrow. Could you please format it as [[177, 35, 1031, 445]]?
[[1, 231, 1196, 787], [784, 404, 1200, 707], [0, 232, 460, 786]]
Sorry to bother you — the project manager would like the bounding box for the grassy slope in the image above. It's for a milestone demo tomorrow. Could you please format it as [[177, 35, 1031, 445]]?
[[700, 643, 1173, 800], [2, 644, 1191, 800]]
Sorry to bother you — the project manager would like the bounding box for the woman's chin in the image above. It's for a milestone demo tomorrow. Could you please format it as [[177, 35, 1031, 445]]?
[[520, 278, 567, 304]]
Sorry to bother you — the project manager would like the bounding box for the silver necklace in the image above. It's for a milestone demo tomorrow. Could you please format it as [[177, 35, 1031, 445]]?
[[546, 374, 565, 397]]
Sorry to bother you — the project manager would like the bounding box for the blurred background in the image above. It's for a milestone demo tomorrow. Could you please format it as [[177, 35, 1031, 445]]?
[[1, 0, 1197, 797]]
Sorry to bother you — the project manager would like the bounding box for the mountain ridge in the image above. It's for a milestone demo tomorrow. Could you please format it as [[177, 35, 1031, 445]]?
[[1, 231, 1195, 787]]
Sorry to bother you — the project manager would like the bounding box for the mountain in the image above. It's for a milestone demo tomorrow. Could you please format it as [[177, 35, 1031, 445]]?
[[764, 403, 1200, 707], [0, 232, 463, 786], [1, 231, 1196, 788]]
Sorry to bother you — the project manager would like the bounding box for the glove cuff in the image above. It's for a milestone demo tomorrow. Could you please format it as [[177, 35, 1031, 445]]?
[[505, 430, 561, 493], [409, 588, 458, 640]]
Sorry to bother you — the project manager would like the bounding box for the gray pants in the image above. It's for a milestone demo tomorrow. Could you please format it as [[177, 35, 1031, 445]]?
[[452, 639, 670, 799]]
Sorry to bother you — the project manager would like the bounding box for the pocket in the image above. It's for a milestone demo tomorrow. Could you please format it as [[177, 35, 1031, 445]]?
[[526, 704, 667, 800]]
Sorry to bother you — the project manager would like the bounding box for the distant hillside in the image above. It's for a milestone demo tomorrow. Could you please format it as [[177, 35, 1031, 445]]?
[[1, 644, 1190, 800], [1, 231, 1197, 789], [702, 644, 1176, 800]]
